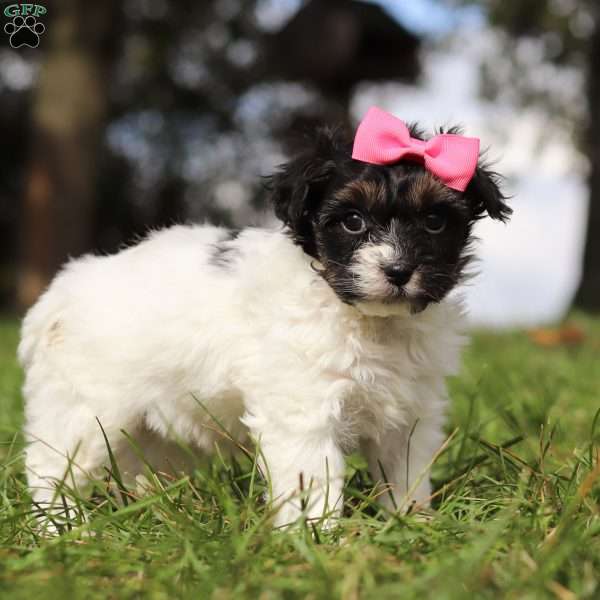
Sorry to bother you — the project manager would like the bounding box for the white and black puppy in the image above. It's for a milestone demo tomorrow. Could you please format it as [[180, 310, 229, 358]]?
[[19, 115, 510, 529]]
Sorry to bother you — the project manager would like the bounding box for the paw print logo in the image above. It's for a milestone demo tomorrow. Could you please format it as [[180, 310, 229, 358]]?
[[4, 15, 45, 49]]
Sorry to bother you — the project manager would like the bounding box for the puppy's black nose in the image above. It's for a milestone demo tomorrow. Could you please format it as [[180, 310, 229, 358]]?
[[384, 264, 413, 286]]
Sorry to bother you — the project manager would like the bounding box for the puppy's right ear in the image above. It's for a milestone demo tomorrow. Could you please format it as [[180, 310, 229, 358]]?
[[265, 127, 345, 255]]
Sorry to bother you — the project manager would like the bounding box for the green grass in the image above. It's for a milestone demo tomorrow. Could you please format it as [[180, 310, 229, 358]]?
[[1, 315, 599, 599]]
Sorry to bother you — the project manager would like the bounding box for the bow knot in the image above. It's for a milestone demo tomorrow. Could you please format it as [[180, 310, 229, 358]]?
[[352, 107, 480, 192]]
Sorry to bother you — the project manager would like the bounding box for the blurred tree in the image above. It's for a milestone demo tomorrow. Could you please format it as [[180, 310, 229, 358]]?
[[17, 0, 121, 308], [4, 0, 420, 311], [459, 0, 600, 310]]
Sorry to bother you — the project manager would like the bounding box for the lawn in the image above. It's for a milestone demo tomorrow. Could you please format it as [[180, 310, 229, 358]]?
[[0, 315, 599, 599]]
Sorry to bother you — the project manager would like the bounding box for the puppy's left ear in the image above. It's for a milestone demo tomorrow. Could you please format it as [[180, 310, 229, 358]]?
[[466, 164, 512, 222]]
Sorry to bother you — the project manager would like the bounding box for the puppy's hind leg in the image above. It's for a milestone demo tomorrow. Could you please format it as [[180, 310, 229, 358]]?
[[24, 400, 135, 533], [25, 432, 90, 533]]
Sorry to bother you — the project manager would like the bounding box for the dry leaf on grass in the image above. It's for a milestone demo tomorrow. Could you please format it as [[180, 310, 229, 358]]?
[[528, 324, 585, 348]]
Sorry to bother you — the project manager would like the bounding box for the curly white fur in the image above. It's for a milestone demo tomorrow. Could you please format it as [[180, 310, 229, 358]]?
[[19, 225, 467, 528]]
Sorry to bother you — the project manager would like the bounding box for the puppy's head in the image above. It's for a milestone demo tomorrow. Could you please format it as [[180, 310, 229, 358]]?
[[267, 126, 511, 314]]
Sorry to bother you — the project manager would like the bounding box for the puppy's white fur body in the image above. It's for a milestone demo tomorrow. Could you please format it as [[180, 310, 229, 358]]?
[[20, 225, 466, 526]]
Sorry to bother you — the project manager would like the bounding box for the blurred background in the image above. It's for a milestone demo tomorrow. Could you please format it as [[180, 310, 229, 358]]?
[[0, 0, 598, 327]]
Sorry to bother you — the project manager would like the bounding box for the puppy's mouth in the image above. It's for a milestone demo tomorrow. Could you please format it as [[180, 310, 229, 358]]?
[[352, 289, 430, 318], [353, 272, 431, 315], [381, 286, 430, 314]]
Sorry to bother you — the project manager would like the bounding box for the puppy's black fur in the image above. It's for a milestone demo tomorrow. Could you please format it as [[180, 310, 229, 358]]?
[[209, 229, 242, 269], [266, 126, 511, 311]]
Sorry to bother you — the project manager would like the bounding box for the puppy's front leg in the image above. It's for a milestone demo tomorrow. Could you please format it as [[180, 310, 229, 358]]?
[[255, 429, 345, 529], [364, 417, 445, 512]]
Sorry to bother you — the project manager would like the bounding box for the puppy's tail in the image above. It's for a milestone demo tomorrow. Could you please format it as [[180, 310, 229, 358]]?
[[18, 283, 65, 370]]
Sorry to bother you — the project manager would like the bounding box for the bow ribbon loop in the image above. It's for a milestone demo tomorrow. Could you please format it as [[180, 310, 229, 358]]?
[[352, 107, 480, 192]]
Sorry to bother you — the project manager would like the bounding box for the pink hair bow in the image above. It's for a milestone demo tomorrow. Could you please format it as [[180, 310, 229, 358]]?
[[352, 107, 480, 192]]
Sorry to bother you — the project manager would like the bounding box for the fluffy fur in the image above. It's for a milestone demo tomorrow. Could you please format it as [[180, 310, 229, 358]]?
[[19, 125, 510, 530]]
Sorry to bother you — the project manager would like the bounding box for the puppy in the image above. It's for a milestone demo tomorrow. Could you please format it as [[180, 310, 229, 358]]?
[[19, 107, 510, 529]]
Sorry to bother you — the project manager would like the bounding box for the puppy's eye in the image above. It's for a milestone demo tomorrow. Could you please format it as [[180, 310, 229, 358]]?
[[341, 212, 366, 234], [424, 212, 447, 234]]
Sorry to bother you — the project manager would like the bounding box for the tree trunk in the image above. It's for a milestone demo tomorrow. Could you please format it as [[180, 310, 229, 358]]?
[[16, 0, 119, 309], [575, 18, 600, 311]]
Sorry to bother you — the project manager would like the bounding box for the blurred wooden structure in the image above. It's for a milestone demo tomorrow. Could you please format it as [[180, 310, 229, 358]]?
[[267, 0, 419, 101], [265, 0, 419, 137]]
